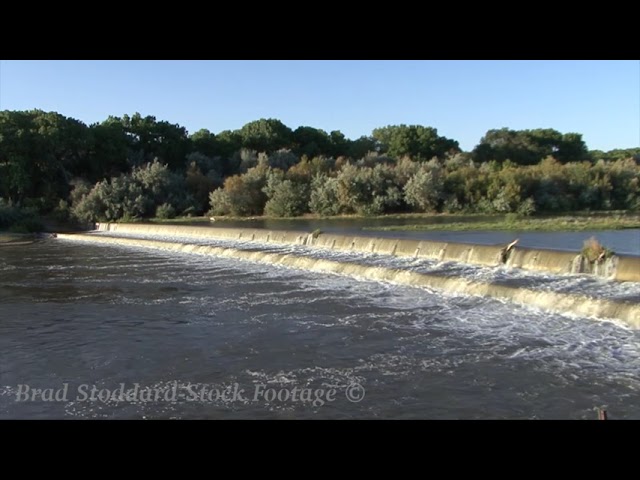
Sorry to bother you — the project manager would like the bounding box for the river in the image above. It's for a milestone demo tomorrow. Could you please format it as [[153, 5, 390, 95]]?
[[1, 238, 639, 419]]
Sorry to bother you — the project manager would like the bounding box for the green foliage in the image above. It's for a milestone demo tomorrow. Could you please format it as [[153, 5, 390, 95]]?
[[117, 113, 191, 170], [505, 213, 520, 224], [403, 165, 444, 212], [292, 126, 331, 158], [581, 237, 615, 262], [0, 199, 43, 232], [181, 206, 198, 217], [336, 163, 402, 215], [208, 161, 270, 216], [372, 125, 460, 160], [185, 161, 219, 214], [0, 109, 91, 208], [472, 128, 589, 165], [267, 149, 299, 171], [235, 148, 259, 173], [2, 108, 639, 221], [239, 118, 293, 153], [208, 188, 233, 216], [52, 199, 72, 223], [190, 129, 219, 157], [347, 136, 378, 160], [155, 203, 176, 219], [589, 148, 640, 163], [309, 174, 341, 216], [517, 197, 536, 216], [71, 160, 193, 223], [263, 179, 309, 217], [0, 200, 24, 228]]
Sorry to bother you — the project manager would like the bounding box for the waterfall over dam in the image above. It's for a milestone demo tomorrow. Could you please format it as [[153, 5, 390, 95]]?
[[93, 222, 640, 282], [55, 223, 640, 328]]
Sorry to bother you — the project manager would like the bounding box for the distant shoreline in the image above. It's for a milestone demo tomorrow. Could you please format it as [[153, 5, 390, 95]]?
[[0, 232, 36, 246], [135, 212, 640, 233]]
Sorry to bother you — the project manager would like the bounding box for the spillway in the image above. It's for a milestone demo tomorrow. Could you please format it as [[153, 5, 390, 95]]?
[[56, 224, 640, 328]]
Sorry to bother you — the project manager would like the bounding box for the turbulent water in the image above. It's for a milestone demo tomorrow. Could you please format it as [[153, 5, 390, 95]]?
[[1, 239, 640, 419]]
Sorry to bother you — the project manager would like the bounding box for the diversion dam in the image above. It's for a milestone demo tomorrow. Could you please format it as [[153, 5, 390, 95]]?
[[56, 223, 640, 328]]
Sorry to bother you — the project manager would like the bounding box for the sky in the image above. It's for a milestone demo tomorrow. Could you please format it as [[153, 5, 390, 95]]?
[[0, 60, 638, 152]]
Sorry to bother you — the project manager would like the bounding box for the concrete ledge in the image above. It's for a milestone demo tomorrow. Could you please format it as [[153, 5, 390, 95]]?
[[92, 223, 640, 282]]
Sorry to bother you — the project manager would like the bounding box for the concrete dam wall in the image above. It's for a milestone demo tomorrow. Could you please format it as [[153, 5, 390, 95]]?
[[94, 222, 640, 282], [59, 231, 640, 328]]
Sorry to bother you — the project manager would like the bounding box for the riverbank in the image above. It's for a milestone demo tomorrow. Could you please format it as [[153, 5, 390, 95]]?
[[0, 232, 36, 246], [363, 215, 640, 232], [139, 212, 640, 232]]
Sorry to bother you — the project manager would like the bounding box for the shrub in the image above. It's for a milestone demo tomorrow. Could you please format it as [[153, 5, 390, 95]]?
[[309, 174, 341, 216], [0, 200, 43, 232], [208, 188, 232, 216], [336, 163, 402, 215], [155, 203, 176, 219], [403, 167, 443, 212], [517, 197, 536, 216], [581, 236, 614, 262], [209, 164, 269, 217], [263, 171, 309, 217], [181, 206, 197, 217], [8, 216, 44, 233], [264, 180, 308, 217], [52, 199, 71, 223]]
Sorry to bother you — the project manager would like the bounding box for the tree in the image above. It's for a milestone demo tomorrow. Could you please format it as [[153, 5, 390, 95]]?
[[267, 149, 299, 171], [403, 165, 444, 212], [215, 129, 243, 167], [472, 128, 589, 165], [372, 125, 460, 160], [238, 118, 293, 153], [309, 174, 341, 216], [0, 110, 92, 209], [336, 163, 402, 215], [185, 161, 218, 213], [208, 160, 270, 216], [263, 171, 309, 217], [88, 118, 130, 181], [346, 135, 377, 160], [328, 130, 349, 157], [71, 160, 192, 222], [190, 129, 218, 157], [292, 126, 332, 158], [116, 113, 191, 170]]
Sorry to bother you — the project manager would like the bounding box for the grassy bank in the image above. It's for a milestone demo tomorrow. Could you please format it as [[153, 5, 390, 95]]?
[[361, 215, 640, 232], [141, 213, 519, 223], [135, 211, 640, 230], [0, 232, 36, 246]]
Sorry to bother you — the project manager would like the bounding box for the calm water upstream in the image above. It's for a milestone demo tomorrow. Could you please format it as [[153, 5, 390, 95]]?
[[1, 239, 639, 419], [172, 220, 640, 256]]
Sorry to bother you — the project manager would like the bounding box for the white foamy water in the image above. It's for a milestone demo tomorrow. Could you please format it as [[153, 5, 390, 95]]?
[[2, 238, 640, 419]]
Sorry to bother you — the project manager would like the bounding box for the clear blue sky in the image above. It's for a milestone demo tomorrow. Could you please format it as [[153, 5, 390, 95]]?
[[0, 60, 638, 151]]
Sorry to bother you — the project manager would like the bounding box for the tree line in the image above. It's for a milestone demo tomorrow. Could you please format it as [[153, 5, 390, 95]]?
[[0, 109, 638, 229]]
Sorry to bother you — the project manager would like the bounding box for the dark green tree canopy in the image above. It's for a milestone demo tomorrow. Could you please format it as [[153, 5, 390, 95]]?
[[3, 108, 638, 225], [0, 109, 91, 204], [292, 126, 332, 158], [190, 128, 218, 158], [238, 118, 293, 153], [116, 113, 191, 169], [372, 124, 460, 160], [472, 128, 589, 165]]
